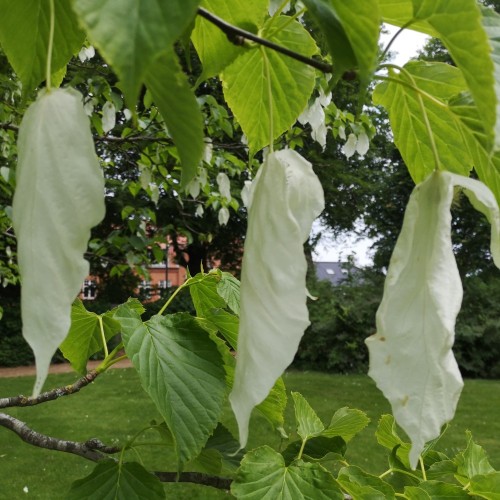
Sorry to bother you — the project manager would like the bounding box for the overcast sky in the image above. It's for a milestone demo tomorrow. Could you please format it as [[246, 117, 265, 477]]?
[[313, 26, 430, 266]]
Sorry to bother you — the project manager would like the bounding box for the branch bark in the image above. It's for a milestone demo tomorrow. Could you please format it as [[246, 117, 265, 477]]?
[[154, 471, 232, 489], [0, 369, 100, 408], [197, 7, 333, 74], [0, 413, 120, 461]]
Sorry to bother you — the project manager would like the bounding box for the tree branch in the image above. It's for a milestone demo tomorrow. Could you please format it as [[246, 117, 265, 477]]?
[[197, 7, 333, 74], [0, 413, 120, 461], [0, 369, 100, 409], [0, 122, 19, 132], [154, 471, 232, 489]]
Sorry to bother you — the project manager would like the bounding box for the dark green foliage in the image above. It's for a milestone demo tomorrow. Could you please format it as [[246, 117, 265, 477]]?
[[294, 269, 383, 374]]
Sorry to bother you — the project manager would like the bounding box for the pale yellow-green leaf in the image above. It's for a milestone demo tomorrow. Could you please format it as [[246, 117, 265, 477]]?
[[12, 88, 105, 396], [229, 149, 324, 447], [366, 170, 500, 469]]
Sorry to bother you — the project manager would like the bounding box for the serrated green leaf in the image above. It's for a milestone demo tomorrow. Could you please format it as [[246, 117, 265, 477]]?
[[204, 308, 239, 349], [67, 460, 165, 500], [59, 299, 121, 374], [303, 0, 379, 87], [373, 61, 471, 182], [116, 306, 226, 466], [255, 377, 288, 439], [454, 431, 495, 480], [12, 88, 105, 396], [379, 0, 496, 148], [222, 16, 317, 153], [469, 472, 500, 500], [323, 407, 370, 442], [337, 465, 396, 499], [375, 415, 412, 468], [426, 459, 457, 482], [405, 480, 469, 499], [192, 0, 268, 80], [292, 392, 325, 441], [145, 50, 204, 187], [73, 0, 200, 106], [231, 446, 344, 499], [216, 272, 240, 315], [0, 0, 85, 93]]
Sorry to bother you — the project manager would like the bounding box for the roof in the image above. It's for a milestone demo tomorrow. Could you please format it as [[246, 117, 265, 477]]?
[[314, 261, 349, 286]]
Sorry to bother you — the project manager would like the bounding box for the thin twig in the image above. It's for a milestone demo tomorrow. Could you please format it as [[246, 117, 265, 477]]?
[[0, 370, 100, 409], [154, 471, 232, 489], [0, 122, 19, 132], [197, 7, 333, 73], [0, 413, 120, 461]]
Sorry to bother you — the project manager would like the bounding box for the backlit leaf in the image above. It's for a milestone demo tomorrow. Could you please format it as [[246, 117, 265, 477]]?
[[229, 149, 324, 448], [292, 392, 325, 441], [222, 17, 317, 153], [116, 306, 226, 466], [404, 481, 469, 499], [0, 0, 85, 93], [469, 472, 500, 499], [337, 465, 396, 499], [59, 299, 121, 374], [323, 407, 370, 442], [12, 88, 105, 396], [192, 0, 268, 80], [366, 170, 500, 468], [216, 272, 240, 315], [373, 61, 471, 183], [73, 0, 201, 106]]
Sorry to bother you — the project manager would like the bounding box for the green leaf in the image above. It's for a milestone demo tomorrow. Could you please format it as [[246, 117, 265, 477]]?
[[216, 272, 240, 315], [231, 446, 344, 499], [204, 308, 239, 348], [190, 273, 227, 317], [73, 0, 201, 106], [469, 472, 500, 500], [255, 377, 288, 439], [67, 460, 165, 500], [454, 431, 495, 480], [375, 415, 412, 468], [373, 61, 472, 182], [322, 407, 370, 442], [426, 459, 457, 482], [404, 481, 469, 499], [12, 88, 105, 396], [222, 16, 317, 153], [303, 0, 380, 87], [145, 50, 204, 187], [0, 0, 85, 93], [115, 306, 226, 466], [192, 0, 268, 80], [59, 299, 121, 374], [292, 392, 325, 441], [379, 0, 496, 148], [337, 465, 396, 499]]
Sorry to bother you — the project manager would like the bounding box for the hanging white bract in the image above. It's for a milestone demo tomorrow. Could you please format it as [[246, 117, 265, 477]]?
[[229, 149, 324, 447], [12, 88, 105, 396], [366, 170, 500, 469]]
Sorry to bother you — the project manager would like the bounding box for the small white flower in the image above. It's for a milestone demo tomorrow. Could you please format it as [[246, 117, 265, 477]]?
[[78, 46, 95, 63], [341, 133, 357, 158], [218, 207, 230, 226], [23, 486, 29, 494]]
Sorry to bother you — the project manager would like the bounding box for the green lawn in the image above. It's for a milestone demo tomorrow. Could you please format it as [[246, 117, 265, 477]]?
[[0, 369, 498, 499]]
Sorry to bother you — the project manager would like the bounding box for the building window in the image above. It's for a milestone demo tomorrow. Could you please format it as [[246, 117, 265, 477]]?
[[158, 280, 171, 289], [139, 280, 152, 299], [82, 280, 97, 300], [326, 268, 335, 275]]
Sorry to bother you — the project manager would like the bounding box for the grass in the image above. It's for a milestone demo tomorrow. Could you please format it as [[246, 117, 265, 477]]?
[[0, 369, 499, 499]]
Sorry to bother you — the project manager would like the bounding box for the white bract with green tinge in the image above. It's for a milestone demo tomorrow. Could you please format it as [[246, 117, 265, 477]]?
[[230, 149, 324, 447], [366, 170, 500, 469], [12, 88, 105, 396]]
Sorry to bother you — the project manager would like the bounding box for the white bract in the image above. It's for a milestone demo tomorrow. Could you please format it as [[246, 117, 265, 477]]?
[[341, 133, 357, 158], [101, 101, 116, 134], [218, 206, 230, 226], [216, 172, 231, 200], [298, 97, 328, 149], [229, 149, 324, 447], [12, 88, 105, 396], [366, 170, 500, 469]]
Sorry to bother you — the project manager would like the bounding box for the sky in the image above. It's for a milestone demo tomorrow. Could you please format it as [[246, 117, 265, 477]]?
[[313, 26, 430, 266]]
